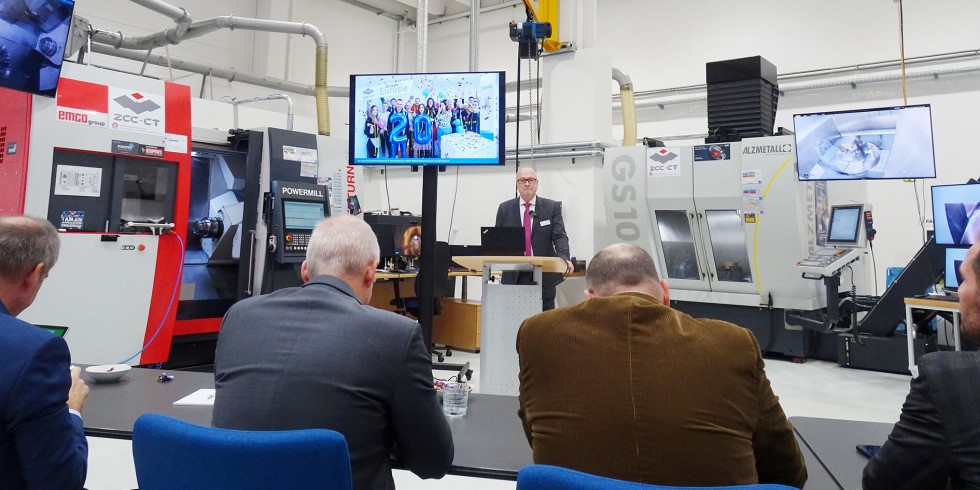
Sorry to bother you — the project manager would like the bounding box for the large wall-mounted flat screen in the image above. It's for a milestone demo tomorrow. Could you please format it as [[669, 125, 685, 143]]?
[[932, 183, 980, 246], [0, 0, 75, 97], [349, 71, 505, 166], [793, 104, 936, 181]]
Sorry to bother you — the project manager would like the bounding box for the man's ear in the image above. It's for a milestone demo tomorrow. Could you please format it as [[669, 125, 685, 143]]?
[[363, 261, 377, 289], [24, 263, 46, 290], [659, 279, 670, 305], [300, 261, 311, 283], [584, 289, 595, 300]]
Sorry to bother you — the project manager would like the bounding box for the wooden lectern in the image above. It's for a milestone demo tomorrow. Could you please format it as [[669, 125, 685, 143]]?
[[452, 256, 567, 396]]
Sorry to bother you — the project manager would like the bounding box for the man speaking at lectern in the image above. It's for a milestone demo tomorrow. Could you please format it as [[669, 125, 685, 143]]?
[[495, 167, 573, 311]]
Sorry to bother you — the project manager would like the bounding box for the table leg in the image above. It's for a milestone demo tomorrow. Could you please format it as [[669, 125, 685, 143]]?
[[906, 304, 918, 378], [954, 310, 962, 351]]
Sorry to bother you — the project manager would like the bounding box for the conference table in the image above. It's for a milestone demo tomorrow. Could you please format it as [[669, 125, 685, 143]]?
[[81, 366, 532, 480], [81, 367, 892, 487], [790, 416, 895, 490]]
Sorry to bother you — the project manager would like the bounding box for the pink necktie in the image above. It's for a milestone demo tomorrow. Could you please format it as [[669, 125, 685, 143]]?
[[523, 202, 533, 256]]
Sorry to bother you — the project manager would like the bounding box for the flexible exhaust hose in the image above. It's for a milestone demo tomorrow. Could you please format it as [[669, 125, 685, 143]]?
[[315, 45, 329, 136]]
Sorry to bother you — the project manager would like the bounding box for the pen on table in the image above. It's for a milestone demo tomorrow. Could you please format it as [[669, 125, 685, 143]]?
[[207, 393, 215, 400]]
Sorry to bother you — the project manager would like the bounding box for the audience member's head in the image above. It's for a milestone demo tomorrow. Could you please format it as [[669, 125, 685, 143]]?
[[301, 216, 380, 304], [959, 242, 980, 341], [0, 216, 60, 315], [585, 243, 669, 304]]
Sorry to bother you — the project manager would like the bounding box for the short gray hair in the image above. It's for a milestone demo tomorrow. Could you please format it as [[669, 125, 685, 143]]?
[[0, 216, 60, 280], [305, 215, 380, 278], [586, 243, 660, 296]]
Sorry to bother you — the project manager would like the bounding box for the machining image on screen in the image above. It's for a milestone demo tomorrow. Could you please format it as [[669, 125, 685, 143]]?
[[794, 105, 936, 181]]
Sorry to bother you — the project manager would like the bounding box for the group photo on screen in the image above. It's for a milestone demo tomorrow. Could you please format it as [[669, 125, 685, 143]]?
[[350, 72, 503, 165]]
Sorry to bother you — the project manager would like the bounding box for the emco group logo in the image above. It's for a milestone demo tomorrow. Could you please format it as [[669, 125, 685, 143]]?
[[109, 87, 166, 135]]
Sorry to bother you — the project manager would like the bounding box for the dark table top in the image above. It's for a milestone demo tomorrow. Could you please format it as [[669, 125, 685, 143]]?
[[81, 366, 532, 480], [791, 416, 895, 490]]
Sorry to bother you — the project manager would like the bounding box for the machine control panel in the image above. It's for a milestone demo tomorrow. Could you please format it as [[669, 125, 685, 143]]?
[[270, 180, 329, 263], [284, 232, 311, 253], [795, 248, 861, 277]]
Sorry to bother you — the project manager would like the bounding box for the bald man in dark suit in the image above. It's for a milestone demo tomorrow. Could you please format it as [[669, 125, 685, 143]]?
[[495, 167, 573, 310]]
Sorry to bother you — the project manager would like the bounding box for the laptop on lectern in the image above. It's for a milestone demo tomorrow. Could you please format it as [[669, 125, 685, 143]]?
[[480, 227, 525, 256]]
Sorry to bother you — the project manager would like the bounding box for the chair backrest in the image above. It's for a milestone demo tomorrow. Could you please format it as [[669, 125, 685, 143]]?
[[516, 465, 800, 490], [133, 414, 353, 490]]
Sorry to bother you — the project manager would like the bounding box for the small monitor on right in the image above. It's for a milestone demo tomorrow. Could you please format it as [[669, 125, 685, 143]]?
[[932, 183, 980, 245], [945, 247, 968, 292], [826, 204, 865, 247], [794, 104, 936, 181]]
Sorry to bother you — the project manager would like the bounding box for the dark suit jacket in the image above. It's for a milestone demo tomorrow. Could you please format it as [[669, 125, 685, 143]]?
[[495, 196, 570, 288], [863, 351, 980, 490], [213, 276, 453, 490], [516, 293, 807, 488], [0, 303, 88, 490]]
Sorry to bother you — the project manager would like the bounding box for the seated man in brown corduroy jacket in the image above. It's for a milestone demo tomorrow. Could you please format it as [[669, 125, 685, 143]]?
[[516, 243, 807, 488]]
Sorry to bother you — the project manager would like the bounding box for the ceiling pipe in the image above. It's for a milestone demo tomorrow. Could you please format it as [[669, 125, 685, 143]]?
[[416, 0, 428, 72], [86, 43, 349, 98], [130, 0, 192, 42], [228, 94, 295, 131], [612, 67, 636, 147], [82, 6, 332, 135], [468, 0, 478, 71]]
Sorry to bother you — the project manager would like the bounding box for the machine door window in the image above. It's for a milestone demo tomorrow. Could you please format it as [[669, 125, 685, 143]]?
[[116, 158, 178, 227], [655, 210, 701, 280], [704, 210, 753, 283]]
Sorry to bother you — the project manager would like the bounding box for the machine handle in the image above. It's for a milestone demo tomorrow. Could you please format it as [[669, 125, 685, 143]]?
[[245, 230, 256, 295]]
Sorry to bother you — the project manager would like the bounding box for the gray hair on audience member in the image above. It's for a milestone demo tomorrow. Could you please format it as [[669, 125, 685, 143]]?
[[0, 216, 60, 280], [305, 215, 380, 278], [586, 243, 660, 296]]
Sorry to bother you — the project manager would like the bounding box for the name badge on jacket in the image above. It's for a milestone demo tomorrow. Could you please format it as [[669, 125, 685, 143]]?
[[539, 220, 551, 226]]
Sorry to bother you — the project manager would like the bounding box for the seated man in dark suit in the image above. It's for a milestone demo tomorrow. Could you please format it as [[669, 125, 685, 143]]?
[[863, 241, 980, 490], [0, 216, 89, 490], [213, 215, 453, 490], [516, 243, 806, 488]]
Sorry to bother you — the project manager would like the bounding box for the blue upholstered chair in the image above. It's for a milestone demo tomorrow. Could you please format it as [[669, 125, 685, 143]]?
[[516, 465, 800, 490], [132, 413, 352, 490]]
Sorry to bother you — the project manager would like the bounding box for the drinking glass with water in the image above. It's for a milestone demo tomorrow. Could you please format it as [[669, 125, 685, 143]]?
[[442, 382, 469, 418]]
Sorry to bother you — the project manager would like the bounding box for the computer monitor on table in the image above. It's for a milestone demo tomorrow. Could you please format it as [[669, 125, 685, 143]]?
[[945, 247, 968, 293], [480, 227, 524, 256]]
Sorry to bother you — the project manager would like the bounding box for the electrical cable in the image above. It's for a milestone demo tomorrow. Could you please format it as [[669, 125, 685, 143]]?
[[897, 0, 908, 105], [913, 181, 927, 243], [514, 46, 521, 181], [384, 165, 392, 212], [869, 240, 879, 296], [447, 166, 460, 242], [117, 232, 185, 365]]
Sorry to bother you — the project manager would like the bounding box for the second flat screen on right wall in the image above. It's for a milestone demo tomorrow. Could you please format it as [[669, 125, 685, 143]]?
[[793, 104, 936, 181]]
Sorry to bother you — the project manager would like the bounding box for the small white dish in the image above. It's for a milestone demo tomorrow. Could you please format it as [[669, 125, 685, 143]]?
[[85, 364, 132, 383]]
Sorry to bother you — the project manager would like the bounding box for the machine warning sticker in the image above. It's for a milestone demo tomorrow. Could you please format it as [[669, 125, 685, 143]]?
[[139, 144, 165, 158], [54, 165, 102, 197], [112, 140, 139, 155], [694, 144, 731, 161], [647, 147, 681, 178], [282, 145, 319, 163], [60, 211, 85, 230]]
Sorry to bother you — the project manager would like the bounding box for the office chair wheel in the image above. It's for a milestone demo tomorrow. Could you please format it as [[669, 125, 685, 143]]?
[[435, 352, 445, 363], [445, 348, 452, 357]]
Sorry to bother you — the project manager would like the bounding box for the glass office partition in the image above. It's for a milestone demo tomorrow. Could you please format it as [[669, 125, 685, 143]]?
[[655, 210, 701, 280], [704, 210, 753, 283]]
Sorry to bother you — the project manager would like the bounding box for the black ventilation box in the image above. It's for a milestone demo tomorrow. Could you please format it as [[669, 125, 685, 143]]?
[[706, 56, 779, 142]]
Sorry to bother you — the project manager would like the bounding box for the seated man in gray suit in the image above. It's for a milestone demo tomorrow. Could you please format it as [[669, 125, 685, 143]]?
[[863, 240, 980, 489], [213, 215, 453, 490]]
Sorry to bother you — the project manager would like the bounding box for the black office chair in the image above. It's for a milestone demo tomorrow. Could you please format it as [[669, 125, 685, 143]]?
[[393, 242, 458, 362]]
